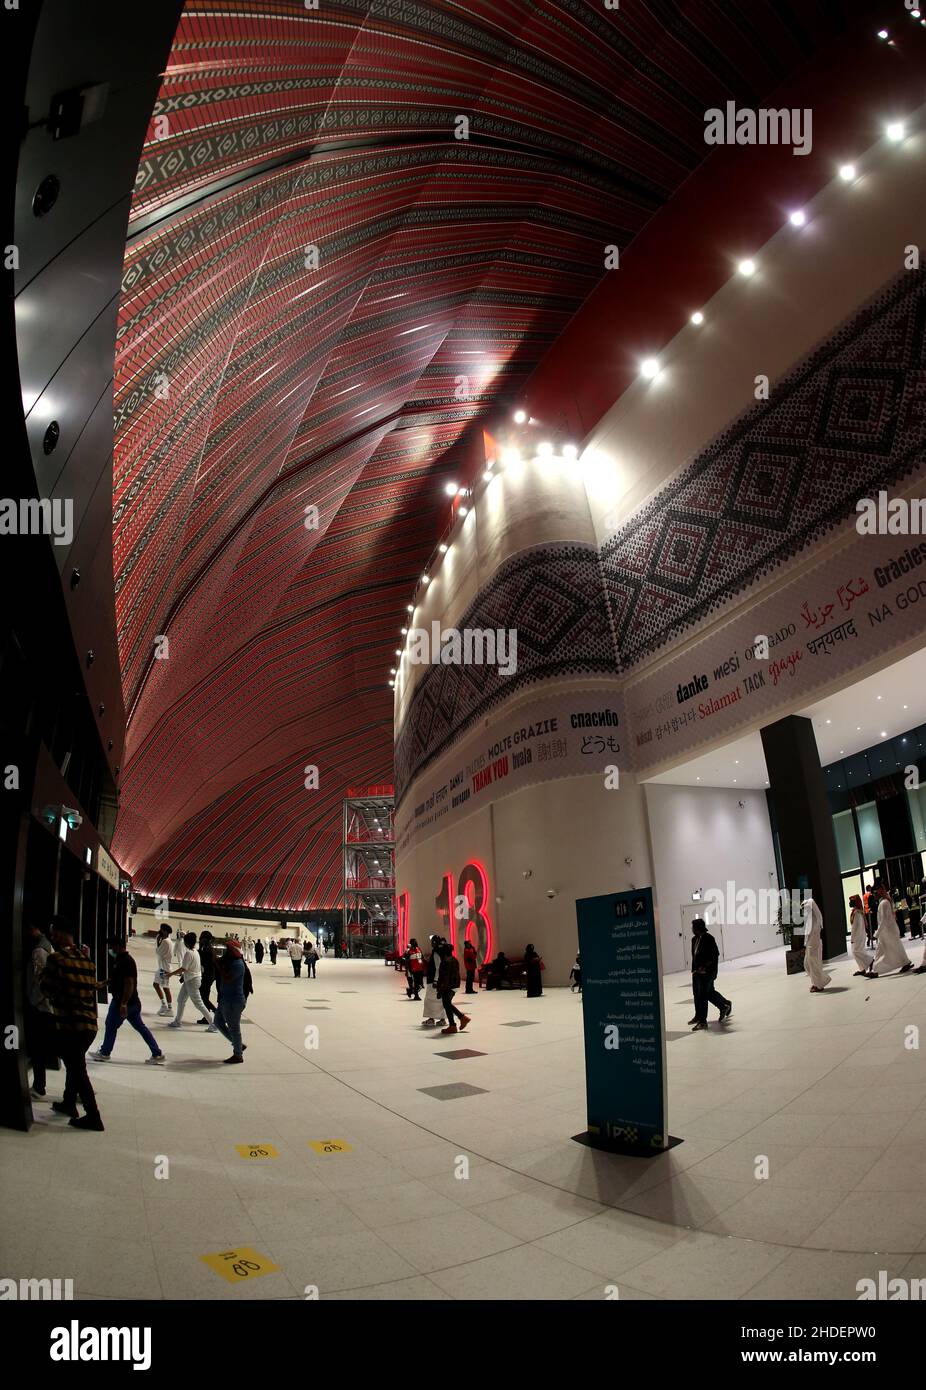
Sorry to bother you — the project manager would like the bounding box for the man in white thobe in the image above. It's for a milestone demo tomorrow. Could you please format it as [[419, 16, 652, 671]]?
[[848, 896, 873, 976], [870, 885, 914, 977], [802, 895, 831, 991]]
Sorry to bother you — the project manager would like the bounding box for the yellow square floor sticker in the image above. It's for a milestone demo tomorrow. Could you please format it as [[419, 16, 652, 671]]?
[[201, 1248, 279, 1283], [234, 1143, 279, 1159], [309, 1138, 352, 1154]]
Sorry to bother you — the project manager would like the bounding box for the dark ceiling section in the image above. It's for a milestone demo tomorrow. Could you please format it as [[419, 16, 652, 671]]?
[[111, 0, 852, 909]]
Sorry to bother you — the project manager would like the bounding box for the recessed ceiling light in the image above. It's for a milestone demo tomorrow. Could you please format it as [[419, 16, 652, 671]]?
[[457, 486, 467, 496], [513, 409, 527, 423], [886, 121, 906, 143], [421, 574, 430, 584], [459, 505, 468, 516], [641, 357, 661, 379], [400, 626, 407, 635], [737, 259, 756, 277], [877, 29, 889, 40], [444, 481, 458, 496], [395, 649, 401, 656], [880, 732, 887, 738], [826, 719, 831, 724], [690, 310, 704, 325], [789, 209, 806, 226], [406, 604, 414, 613], [876, 695, 882, 700], [839, 163, 856, 181], [389, 667, 396, 675], [438, 543, 447, 553]]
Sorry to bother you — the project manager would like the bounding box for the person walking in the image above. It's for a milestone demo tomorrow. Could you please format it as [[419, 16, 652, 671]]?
[[869, 882, 914, 977], [166, 932, 216, 1029], [406, 938, 424, 1000], [153, 923, 175, 1016], [463, 939, 477, 995], [690, 918, 731, 1030], [255, 938, 264, 965], [848, 895, 874, 976], [196, 930, 218, 1023], [523, 943, 543, 997], [39, 916, 104, 1130], [801, 895, 831, 993], [24, 924, 57, 1099], [437, 943, 470, 1036], [302, 938, 313, 977], [213, 941, 247, 1063], [421, 936, 446, 1028], [863, 884, 876, 948], [268, 937, 278, 965], [305, 942, 319, 978], [288, 938, 303, 977], [569, 953, 582, 993], [90, 935, 167, 1064]]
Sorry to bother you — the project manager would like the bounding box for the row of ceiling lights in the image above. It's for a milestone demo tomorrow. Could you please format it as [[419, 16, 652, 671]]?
[[387, 32, 918, 693]]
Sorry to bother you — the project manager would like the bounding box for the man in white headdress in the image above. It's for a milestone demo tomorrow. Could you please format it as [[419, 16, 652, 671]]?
[[802, 895, 831, 992], [870, 883, 914, 977], [848, 895, 873, 976]]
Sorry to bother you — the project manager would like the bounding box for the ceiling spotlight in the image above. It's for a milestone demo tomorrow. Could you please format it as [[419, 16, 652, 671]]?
[[457, 485, 468, 496], [690, 310, 704, 325], [438, 543, 448, 553], [886, 121, 905, 143], [459, 505, 469, 516], [538, 441, 554, 456], [513, 409, 527, 424], [880, 731, 887, 738], [444, 481, 458, 496], [640, 357, 661, 379], [420, 574, 430, 585], [838, 163, 856, 181], [406, 604, 414, 613], [389, 667, 396, 675], [395, 649, 402, 656], [400, 626, 407, 635], [562, 444, 578, 459], [913, 9, 922, 18], [388, 680, 394, 688], [483, 469, 494, 480], [876, 29, 889, 40], [789, 209, 806, 226], [737, 259, 756, 277]]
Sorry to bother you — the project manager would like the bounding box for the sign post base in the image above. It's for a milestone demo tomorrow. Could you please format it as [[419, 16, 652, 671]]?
[[572, 1130, 684, 1159]]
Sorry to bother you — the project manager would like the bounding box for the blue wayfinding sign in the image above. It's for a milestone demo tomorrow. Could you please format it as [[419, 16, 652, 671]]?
[[575, 886, 669, 1156]]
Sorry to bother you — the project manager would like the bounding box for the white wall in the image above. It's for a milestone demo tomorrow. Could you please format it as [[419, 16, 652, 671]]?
[[643, 783, 779, 972], [132, 906, 316, 945]]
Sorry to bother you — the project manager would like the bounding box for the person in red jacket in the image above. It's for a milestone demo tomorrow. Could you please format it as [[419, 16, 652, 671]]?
[[463, 939, 477, 994]]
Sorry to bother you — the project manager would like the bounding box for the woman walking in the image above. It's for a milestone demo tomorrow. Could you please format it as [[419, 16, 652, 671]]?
[[437, 943, 470, 1036], [255, 938, 264, 965], [213, 940, 247, 1063], [523, 943, 543, 997], [421, 935, 446, 1028], [848, 895, 873, 977]]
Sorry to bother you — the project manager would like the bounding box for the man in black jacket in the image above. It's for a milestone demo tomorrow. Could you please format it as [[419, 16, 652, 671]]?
[[196, 930, 218, 1023], [690, 918, 732, 1030]]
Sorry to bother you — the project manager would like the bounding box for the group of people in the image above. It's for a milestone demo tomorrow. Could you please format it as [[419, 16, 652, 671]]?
[[400, 936, 472, 1034], [287, 938, 321, 977], [23, 918, 265, 1131]]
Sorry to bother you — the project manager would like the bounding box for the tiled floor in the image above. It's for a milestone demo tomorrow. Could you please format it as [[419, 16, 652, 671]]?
[[3, 940, 925, 1300]]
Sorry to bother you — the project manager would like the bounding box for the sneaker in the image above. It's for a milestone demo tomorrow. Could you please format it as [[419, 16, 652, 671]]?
[[223, 1054, 244, 1064], [145, 1053, 166, 1065], [458, 1015, 471, 1032], [166, 1021, 181, 1029], [440, 1024, 458, 1035], [51, 1100, 78, 1117], [69, 1113, 105, 1132], [720, 1001, 733, 1021], [89, 1050, 111, 1061], [156, 1004, 169, 1016], [206, 1023, 218, 1033], [30, 1087, 46, 1099], [421, 1019, 434, 1028]]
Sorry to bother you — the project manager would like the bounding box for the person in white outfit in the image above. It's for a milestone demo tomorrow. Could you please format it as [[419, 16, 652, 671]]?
[[870, 883, 914, 977], [421, 935, 447, 1028], [848, 894, 874, 976], [167, 932, 217, 1029], [244, 936, 254, 963], [802, 895, 831, 992], [153, 924, 174, 1016], [172, 927, 185, 964]]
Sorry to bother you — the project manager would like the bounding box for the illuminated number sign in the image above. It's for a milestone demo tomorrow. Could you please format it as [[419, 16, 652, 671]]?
[[431, 860, 494, 965]]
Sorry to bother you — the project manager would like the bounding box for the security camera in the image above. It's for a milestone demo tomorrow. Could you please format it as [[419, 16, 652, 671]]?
[[546, 889, 556, 899], [522, 869, 532, 879], [62, 807, 83, 829]]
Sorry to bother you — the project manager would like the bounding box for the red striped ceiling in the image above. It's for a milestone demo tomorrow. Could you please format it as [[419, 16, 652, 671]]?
[[111, 0, 857, 909]]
